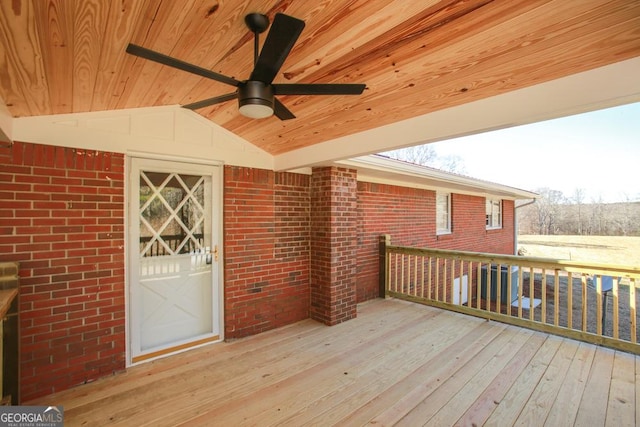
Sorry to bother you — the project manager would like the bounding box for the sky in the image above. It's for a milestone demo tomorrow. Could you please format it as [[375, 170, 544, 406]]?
[[428, 102, 640, 203]]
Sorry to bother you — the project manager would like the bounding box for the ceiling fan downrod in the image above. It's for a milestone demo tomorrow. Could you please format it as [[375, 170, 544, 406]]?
[[244, 13, 270, 67]]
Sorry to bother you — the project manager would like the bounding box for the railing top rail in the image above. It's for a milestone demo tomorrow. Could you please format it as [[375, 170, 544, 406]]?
[[386, 244, 640, 277]]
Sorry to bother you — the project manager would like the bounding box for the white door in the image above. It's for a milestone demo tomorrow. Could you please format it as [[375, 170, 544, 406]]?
[[129, 157, 222, 363]]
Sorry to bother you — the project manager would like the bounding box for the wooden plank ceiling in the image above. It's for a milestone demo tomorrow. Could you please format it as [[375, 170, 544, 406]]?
[[1, 0, 639, 155]]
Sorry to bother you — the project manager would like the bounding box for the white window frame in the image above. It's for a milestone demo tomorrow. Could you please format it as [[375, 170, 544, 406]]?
[[486, 198, 502, 229], [436, 192, 451, 235]]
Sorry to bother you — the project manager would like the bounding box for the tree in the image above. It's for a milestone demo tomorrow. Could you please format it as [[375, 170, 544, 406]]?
[[572, 188, 586, 235], [382, 145, 437, 165], [588, 195, 606, 235], [530, 188, 566, 235], [610, 195, 638, 236], [381, 144, 466, 173], [437, 154, 466, 174], [518, 192, 640, 237]]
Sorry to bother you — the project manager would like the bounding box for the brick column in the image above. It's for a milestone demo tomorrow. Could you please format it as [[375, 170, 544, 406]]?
[[310, 167, 358, 325]]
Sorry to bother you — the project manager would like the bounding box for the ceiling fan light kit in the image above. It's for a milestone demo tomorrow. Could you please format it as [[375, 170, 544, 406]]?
[[126, 12, 365, 120], [238, 81, 274, 119]]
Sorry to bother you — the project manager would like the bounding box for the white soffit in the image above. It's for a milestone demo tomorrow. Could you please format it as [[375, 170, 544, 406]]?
[[275, 57, 640, 171]]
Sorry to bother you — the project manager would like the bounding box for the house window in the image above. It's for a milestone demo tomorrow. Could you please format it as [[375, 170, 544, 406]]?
[[436, 192, 451, 234], [486, 198, 502, 229]]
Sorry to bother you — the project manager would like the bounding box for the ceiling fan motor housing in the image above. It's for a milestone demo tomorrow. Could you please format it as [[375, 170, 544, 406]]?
[[238, 80, 274, 118]]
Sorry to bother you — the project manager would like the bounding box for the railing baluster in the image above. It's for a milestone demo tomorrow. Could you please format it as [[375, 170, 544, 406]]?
[[506, 264, 512, 316], [581, 274, 588, 332], [452, 259, 462, 303], [517, 267, 523, 319], [413, 255, 420, 297], [414, 255, 418, 296], [477, 263, 482, 310], [554, 270, 559, 327], [438, 258, 449, 301], [486, 263, 492, 312], [458, 259, 462, 303], [630, 278, 637, 344], [401, 254, 406, 294], [529, 267, 534, 321], [567, 272, 573, 329], [405, 255, 413, 295], [420, 255, 425, 297], [386, 247, 391, 295], [411, 255, 416, 296], [467, 261, 473, 307], [541, 268, 547, 324], [408, 255, 412, 296], [496, 264, 502, 314], [443, 259, 448, 303], [613, 277, 619, 340], [408, 254, 412, 295], [435, 258, 440, 301], [427, 257, 433, 300], [408, 254, 412, 294], [394, 253, 399, 293], [596, 275, 603, 336], [390, 253, 394, 293]]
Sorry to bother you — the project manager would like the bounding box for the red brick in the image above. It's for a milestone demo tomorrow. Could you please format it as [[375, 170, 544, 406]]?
[[0, 199, 31, 209], [33, 167, 65, 177], [15, 174, 49, 184], [33, 184, 68, 193]]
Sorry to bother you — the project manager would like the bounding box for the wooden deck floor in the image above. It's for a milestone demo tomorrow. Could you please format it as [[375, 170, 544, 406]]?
[[31, 299, 639, 426]]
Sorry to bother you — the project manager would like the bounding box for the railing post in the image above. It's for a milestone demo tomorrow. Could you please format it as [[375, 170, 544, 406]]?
[[379, 234, 391, 298]]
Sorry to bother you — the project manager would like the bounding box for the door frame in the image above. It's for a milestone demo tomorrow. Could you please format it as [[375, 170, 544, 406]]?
[[125, 154, 225, 366]]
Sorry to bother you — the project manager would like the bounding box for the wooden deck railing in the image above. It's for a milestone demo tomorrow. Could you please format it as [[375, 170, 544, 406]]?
[[379, 235, 640, 354], [140, 234, 204, 257]]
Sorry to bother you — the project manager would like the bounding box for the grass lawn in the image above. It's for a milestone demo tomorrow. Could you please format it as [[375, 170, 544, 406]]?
[[517, 235, 640, 267]]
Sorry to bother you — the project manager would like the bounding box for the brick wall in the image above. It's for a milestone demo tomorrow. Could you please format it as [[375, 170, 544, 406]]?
[[223, 166, 310, 338], [356, 183, 515, 302], [0, 141, 125, 402]]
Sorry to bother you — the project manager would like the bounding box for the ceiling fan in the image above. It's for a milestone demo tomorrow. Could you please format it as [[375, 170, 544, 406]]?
[[126, 12, 366, 120]]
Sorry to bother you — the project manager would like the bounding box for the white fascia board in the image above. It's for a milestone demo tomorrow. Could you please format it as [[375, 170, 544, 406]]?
[[337, 155, 538, 200], [274, 57, 640, 171], [9, 105, 274, 170]]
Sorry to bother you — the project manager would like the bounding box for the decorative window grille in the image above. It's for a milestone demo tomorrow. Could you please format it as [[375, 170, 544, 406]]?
[[139, 171, 206, 257]]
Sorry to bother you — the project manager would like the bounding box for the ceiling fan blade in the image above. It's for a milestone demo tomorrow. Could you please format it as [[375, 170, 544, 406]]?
[[250, 13, 305, 84], [273, 98, 296, 120], [182, 92, 238, 110], [126, 44, 240, 87], [273, 83, 366, 96]]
